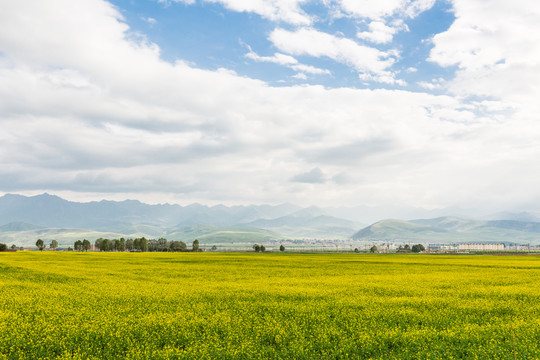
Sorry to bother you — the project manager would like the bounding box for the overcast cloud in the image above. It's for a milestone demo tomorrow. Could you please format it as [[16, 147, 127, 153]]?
[[1, 0, 540, 215]]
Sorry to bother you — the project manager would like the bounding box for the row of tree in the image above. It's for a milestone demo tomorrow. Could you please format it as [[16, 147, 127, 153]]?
[[81, 237, 201, 252], [253, 244, 286, 252], [354, 244, 426, 253], [398, 244, 426, 253], [29, 238, 426, 253], [35, 239, 58, 251]]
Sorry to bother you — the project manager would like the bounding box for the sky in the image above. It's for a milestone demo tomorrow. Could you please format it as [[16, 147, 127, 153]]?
[[1, 0, 540, 214]]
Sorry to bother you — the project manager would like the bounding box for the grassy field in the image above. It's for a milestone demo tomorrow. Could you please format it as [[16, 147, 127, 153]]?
[[1, 252, 540, 359]]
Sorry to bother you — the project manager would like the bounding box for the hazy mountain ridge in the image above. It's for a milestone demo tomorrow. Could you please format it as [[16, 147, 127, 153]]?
[[0, 193, 303, 229], [0, 194, 343, 245], [353, 217, 540, 243], [3, 194, 540, 246]]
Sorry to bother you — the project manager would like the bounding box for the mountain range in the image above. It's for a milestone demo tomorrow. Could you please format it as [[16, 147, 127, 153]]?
[[2, 193, 540, 246], [0, 193, 362, 245]]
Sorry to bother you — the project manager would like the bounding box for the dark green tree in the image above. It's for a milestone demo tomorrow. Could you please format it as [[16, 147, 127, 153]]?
[[82, 239, 91, 252], [370, 245, 378, 253], [74, 240, 83, 251], [0, 243, 7, 252], [157, 238, 168, 252], [169, 240, 187, 252], [192, 239, 200, 252], [140, 237, 148, 252], [119, 238, 126, 252], [36, 239, 45, 251], [133, 238, 141, 251], [102, 239, 112, 251], [253, 244, 261, 252], [260, 245, 266, 252], [411, 244, 426, 253], [279, 244, 285, 252], [132, 237, 148, 252], [126, 239, 134, 251], [50, 239, 58, 250]]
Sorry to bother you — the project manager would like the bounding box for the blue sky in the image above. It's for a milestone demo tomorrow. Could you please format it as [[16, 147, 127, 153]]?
[[110, 0, 455, 90], [1, 0, 540, 217]]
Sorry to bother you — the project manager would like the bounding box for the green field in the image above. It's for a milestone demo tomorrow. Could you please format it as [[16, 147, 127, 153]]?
[[2, 253, 540, 359]]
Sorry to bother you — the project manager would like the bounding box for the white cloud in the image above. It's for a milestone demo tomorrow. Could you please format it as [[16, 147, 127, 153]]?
[[357, 21, 398, 44], [269, 27, 400, 84], [292, 72, 307, 80], [1, 0, 540, 213], [291, 63, 330, 75], [163, 0, 312, 25], [359, 73, 406, 86], [335, 0, 435, 20], [417, 81, 437, 90], [142, 17, 157, 26], [429, 0, 540, 121], [291, 167, 326, 183], [417, 78, 444, 90], [404, 0, 436, 18], [245, 49, 331, 76], [246, 51, 297, 66]]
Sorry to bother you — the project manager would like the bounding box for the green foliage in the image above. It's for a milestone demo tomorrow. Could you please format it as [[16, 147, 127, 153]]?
[[82, 239, 91, 251], [370, 245, 378, 253], [74, 240, 83, 251], [253, 244, 261, 252], [0, 243, 7, 251], [169, 240, 187, 252], [1, 253, 540, 359], [35, 238, 44, 251], [279, 244, 285, 252], [133, 237, 148, 252], [192, 239, 199, 252], [411, 244, 426, 253]]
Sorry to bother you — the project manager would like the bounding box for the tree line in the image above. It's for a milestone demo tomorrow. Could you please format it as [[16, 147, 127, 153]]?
[[78, 237, 201, 252], [35, 239, 58, 251]]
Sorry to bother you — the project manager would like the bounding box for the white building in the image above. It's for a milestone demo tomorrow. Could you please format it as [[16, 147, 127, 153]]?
[[457, 243, 504, 251]]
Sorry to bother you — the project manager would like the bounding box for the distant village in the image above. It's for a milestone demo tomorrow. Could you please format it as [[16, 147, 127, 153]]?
[[2, 239, 539, 254]]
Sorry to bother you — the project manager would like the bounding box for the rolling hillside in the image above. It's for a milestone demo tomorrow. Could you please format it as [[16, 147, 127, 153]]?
[[352, 217, 540, 244]]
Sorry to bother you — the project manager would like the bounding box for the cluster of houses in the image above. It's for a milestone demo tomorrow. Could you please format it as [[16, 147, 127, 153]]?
[[370, 242, 536, 253], [428, 243, 534, 252]]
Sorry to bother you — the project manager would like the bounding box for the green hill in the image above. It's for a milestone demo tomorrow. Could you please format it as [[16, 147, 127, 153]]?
[[352, 217, 540, 244], [166, 225, 280, 244], [0, 224, 281, 248]]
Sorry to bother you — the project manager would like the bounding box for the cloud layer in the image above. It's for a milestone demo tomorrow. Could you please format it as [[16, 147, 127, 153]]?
[[1, 0, 540, 215]]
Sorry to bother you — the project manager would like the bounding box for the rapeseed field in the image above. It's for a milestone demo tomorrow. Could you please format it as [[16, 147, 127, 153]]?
[[1, 252, 540, 359]]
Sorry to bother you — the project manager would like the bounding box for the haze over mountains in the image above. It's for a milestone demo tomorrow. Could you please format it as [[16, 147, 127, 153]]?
[[1, 193, 540, 246], [0, 193, 363, 245], [353, 217, 540, 244]]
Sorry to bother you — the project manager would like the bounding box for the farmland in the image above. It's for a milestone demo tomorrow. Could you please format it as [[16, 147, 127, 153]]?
[[1, 253, 540, 359]]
